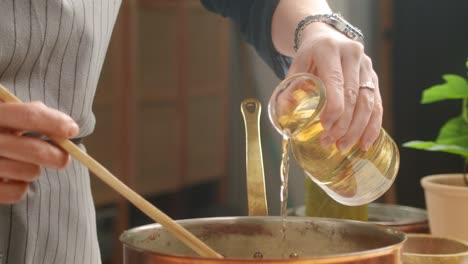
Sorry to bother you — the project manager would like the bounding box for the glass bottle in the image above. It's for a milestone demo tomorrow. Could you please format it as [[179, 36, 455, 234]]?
[[268, 73, 400, 206]]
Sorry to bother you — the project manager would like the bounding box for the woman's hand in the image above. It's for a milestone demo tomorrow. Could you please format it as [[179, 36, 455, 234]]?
[[0, 101, 79, 204], [271, 0, 382, 152], [288, 22, 382, 152]]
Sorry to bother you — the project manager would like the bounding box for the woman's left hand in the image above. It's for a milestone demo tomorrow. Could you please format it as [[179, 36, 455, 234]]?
[[287, 22, 382, 152]]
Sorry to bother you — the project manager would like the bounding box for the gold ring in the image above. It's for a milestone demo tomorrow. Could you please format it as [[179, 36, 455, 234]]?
[[359, 81, 376, 90]]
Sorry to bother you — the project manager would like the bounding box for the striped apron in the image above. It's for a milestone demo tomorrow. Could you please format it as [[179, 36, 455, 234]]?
[[0, 1, 121, 263]]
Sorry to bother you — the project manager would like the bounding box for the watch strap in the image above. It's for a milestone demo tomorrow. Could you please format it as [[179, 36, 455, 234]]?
[[293, 13, 364, 52]]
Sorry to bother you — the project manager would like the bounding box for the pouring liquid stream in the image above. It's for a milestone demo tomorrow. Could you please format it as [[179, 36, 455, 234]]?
[[277, 98, 315, 259], [279, 135, 302, 259], [280, 135, 290, 259]]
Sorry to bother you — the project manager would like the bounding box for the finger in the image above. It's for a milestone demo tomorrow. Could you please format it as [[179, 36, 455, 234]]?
[[0, 158, 41, 182], [314, 41, 345, 131], [360, 73, 383, 151], [0, 134, 70, 169], [321, 42, 362, 146], [0, 180, 29, 204], [287, 49, 312, 77], [336, 57, 375, 151], [0, 123, 22, 136], [0, 101, 79, 139]]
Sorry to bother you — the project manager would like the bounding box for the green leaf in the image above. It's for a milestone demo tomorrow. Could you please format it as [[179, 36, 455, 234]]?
[[421, 74, 468, 104], [436, 116, 468, 149], [403, 140, 468, 159]]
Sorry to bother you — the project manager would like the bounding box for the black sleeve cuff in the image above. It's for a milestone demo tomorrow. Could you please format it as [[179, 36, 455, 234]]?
[[201, 0, 292, 79]]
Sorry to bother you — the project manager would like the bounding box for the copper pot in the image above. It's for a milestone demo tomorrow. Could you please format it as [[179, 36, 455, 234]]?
[[368, 203, 429, 234], [120, 100, 406, 263], [121, 216, 406, 263]]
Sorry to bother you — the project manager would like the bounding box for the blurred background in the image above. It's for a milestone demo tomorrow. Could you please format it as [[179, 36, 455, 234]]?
[[87, 0, 468, 263]]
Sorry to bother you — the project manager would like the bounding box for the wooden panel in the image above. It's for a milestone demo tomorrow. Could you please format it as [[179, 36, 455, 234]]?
[[380, 0, 397, 204], [136, 103, 179, 195], [89, 0, 230, 206], [86, 104, 119, 206], [138, 7, 178, 100], [187, 97, 225, 185], [187, 8, 229, 94]]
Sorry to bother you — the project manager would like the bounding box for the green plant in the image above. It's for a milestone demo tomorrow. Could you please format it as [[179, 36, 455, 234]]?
[[403, 59, 468, 184]]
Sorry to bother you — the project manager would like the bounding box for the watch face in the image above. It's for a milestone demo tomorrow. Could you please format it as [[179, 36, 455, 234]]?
[[347, 31, 357, 40], [335, 21, 347, 32], [332, 14, 363, 42]]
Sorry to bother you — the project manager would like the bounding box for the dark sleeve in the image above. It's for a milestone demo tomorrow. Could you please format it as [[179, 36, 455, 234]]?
[[200, 0, 291, 79]]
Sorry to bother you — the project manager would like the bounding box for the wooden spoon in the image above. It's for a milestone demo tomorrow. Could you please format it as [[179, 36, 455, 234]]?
[[0, 84, 223, 259]]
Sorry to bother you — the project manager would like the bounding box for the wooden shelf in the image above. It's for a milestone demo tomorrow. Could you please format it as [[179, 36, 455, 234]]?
[[89, 0, 229, 205], [86, 1, 230, 263]]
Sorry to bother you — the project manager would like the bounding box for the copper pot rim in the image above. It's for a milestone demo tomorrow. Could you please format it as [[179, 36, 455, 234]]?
[[120, 216, 407, 262], [288, 203, 428, 226]]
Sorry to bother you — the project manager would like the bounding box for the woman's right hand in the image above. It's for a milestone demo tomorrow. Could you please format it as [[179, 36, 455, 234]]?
[[0, 101, 79, 204]]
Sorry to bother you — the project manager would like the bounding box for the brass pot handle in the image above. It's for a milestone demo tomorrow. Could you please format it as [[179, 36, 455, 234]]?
[[241, 99, 268, 216]]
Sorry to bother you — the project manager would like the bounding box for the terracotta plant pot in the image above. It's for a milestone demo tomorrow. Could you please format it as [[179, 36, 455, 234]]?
[[421, 173, 468, 242], [402, 234, 468, 264]]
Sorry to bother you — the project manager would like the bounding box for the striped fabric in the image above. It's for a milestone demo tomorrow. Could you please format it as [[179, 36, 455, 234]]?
[[0, 0, 121, 263]]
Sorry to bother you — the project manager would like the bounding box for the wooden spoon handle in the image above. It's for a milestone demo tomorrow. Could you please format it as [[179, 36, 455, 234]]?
[[0, 84, 223, 259]]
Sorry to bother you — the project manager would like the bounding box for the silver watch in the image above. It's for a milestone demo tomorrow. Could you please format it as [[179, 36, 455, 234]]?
[[293, 13, 364, 52]]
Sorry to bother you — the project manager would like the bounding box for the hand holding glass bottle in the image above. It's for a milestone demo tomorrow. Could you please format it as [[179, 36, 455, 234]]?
[[268, 73, 399, 206]]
